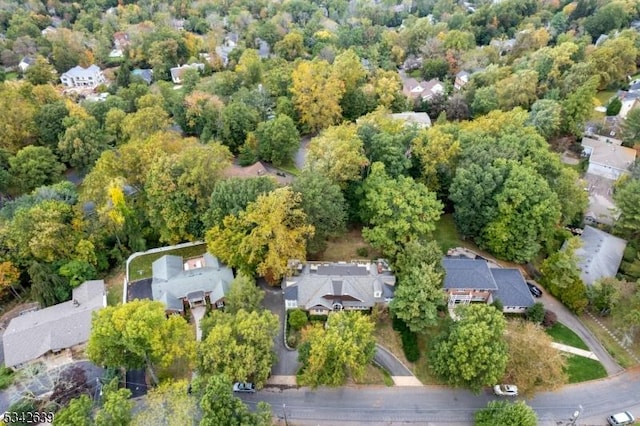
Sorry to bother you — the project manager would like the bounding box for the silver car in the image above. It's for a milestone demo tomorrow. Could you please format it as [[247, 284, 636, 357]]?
[[493, 384, 518, 396], [233, 382, 256, 393], [607, 411, 635, 425]]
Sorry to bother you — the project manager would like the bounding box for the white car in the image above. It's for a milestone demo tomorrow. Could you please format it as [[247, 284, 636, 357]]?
[[232, 382, 256, 393], [607, 411, 635, 425], [493, 384, 518, 396]]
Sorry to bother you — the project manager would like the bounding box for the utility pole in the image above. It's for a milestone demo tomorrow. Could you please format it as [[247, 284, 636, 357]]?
[[569, 404, 583, 426], [282, 403, 288, 426]]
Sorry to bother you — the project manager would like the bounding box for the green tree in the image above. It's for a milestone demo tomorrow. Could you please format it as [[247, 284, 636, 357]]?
[[298, 311, 376, 387], [121, 105, 170, 142], [95, 378, 134, 426], [528, 99, 562, 139], [288, 309, 308, 330], [391, 262, 445, 333], [25, 56, 57, 85], [430, 304, 508, 391], [197, 309, 279, 387], [58, 260, 97, 288], [606, 97, 622, 116], [235, 49, 262, 87], [583, 3, 630, 40], [360, 162, 443, 257], [224, 274, 265, 315], [292, 170, 348, 254], [561, 76, 598, 136], [525, 302, 545, 324], [9, 146, 65, 194], [421, 58, 449, 81], [540, 238, 588, 313], [206, 187, 314, 283], [33, 101, 69, 149], [29, 261, 71, 307], [87, 300, 196, 385], [471, 86, 499, 116], [475, 400, 537, 426], [53, 395, 92, 426], [198, 375, 272, 426], [305, 123, 368, 187], [586, 277, 621, 315], [623, 108, 640, 147], [221, 102, 260, 153], [614, 178, 640, 240], [205, 177, 277, 227], [133, 380, 196, 426], [58, 117, 110, 171], [332, 49, 367, 93], [255, 114, 300, 166]]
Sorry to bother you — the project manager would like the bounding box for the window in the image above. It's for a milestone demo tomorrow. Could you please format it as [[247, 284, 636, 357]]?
[[285, 300, 297, 309]]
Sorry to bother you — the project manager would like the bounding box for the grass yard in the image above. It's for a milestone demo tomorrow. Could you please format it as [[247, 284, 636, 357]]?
[[595, 90, 616, 107], [545, 322, 589, 350], [128, 243, 207, 281], [581, 314, 638, 369], [374, 316, 414, 368], [564, 354, 607, 383], [4, 72, 17, 81], [277, 160, 300, 176], [413, 318, 449, 385], [316, 227, 381, 262], [432, 214, 467, 253], [105, 268, 125, 306], [353, 363, 393, 386]]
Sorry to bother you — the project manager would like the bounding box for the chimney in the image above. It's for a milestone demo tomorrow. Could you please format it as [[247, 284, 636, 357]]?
[[73, 299, 79, 307]]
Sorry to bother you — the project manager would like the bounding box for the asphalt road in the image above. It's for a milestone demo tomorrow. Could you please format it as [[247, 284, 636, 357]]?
[[374, 344, 412, 376], [244, 368, 640, 425]]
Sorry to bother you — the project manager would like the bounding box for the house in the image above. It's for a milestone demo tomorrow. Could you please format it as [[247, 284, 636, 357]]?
[[60, 65, 106, 88], [574, 226, 627, 286], [390, 112, 432, 128], [581, 135, 636, 180], [131, 68, 153, 85], [616, 90, 640, 119], [18, 56, 34, 72], [2, 280, 106, 368], [400, 73, 444, 101], [151, 253, 234, 313], [629, 80, 640, 93], [443, 257, 535, 313], [170, 63, 205, 84], [454, 70, 470, 90], [490, 38, 516, 55], [256, 38, 271, 59], [171, 19, 186, 31], [402, 55, 423, 71], [282, 260, 396, 315], [222, 161, 289, 184], [595, 34, 609, 47], [109, 31, 131, 58]]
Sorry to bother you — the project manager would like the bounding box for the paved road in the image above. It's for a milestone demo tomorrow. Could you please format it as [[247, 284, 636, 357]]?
[[294, 137, 311, 169], [537, 285, 623, 376], [374, 344, 412, 376], [245, 368, 640, 425]]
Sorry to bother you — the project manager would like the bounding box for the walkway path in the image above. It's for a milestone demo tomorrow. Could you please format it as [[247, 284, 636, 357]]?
[[191, 306, 206, 342], [551, 342, 598, 360]]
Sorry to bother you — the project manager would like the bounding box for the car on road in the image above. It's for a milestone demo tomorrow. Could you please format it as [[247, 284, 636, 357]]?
[[607, 411, 635, 425], [526, 281, 542, 298], [233, 382, 256, 393], [493, 384, 518, 396]]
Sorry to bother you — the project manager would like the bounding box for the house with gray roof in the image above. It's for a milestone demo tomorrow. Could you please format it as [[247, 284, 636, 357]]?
[[3, 280, 106, 368], [443, 257, 534, 313], [131, 68, 153, 85], [170, 63, 205, 84], [151, 253, 234, 313], [574, 226, 627, 286], [60, 65, 106, 88], [283, 260, 396, 315]]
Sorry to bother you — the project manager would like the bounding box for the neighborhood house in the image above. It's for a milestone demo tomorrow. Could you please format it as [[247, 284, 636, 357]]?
[[574, 225, 627, 286], [60, 65, 106, 88], [443, 257, 535, 313], [581, 135, 636, 180], [170, 63, 205, 84], [2, 280, 107, 369], [151, 253, 234, 313], [283, 260, 396, 315]]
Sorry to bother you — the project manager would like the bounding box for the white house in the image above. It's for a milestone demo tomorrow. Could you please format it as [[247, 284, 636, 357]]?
[[18, 56, 35, 72], [60, 65, 106, 88], [581, 135, 636, 180], [170, 63, 205, 84]]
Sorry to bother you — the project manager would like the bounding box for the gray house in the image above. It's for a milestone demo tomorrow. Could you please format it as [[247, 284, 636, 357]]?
[[574, 226, 627, 286], [283, 260, 396, 315], [151, 253, 234, 313], [3, 280, 106, 368], [443, 257, 534, 313]]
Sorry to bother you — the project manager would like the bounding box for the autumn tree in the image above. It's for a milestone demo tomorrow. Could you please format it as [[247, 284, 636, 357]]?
[[206, 187, 314, 283], [53, 395, 92, 426], [298, 311, 376, 387], [132, 380, 196, 426], [475, 401, 537, 426], [0, 261, 21, 299], [540, 238, 588, 314], [305, 123, 368, 187], [121, 105, 171, 142], [614, 177, 640, 240], [292, 170, 348, 254], [224, 274, 265, 315], [360, 162, 443, 257], [24, 55, 57, 85], [503, 320, 567, 396], [411, 126, 461, 192], [87, 300, 196, 385], [622, 108, 640, 147], [430, 304, 508, 391], [94, 378, 134, 426], [197, 309, 279, 387], [528, 99, 562, 139], [205, 177, 277, 228], [221, 102, 260, 153], [291, 60, 345, 133], [561, 76, 599, 136], [255, 114, 300, 166], [9, 146, 66, 194]]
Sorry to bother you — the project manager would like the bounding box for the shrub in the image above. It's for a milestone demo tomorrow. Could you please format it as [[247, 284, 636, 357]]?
[[491, 298, 504, 312], [526, 302, 545, 324], [542, 310, 558, 328], [288, 309, 308, 330], [0, 366, 14, 390], [287, 334, 298, 347], [392, 315, 420, 362], [606, 97, 622, 116], [356, 247, 369, 257], [309, 314, 328, 322]]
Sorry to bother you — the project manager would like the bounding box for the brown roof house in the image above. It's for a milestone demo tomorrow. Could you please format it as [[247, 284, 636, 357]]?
[[401, 75, 445, 102], [283, 260, 396, 315], [2, 280, 107, 369], [151, 253, 234, 313]]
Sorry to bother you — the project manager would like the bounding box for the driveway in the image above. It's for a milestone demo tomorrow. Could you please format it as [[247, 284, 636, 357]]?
[[538, 286, 623, 376], [294, 136, 311, 170], [260, 280, 299, 377]]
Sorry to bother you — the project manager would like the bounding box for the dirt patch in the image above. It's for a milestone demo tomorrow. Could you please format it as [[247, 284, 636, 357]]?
[[314, 227, 381, 262]]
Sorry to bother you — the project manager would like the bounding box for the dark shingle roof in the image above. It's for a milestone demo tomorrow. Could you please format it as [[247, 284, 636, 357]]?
[[490, 269, 535, 308], [442, 258, 498, 290]]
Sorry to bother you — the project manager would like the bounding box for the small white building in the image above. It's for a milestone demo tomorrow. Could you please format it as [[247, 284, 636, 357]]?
[[170, 63, 205, 84], [18, 56, 35, 73], [60, 64, 106, 88]]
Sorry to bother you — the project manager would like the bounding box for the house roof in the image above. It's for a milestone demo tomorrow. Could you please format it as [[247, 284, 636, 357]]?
[[151, 253, 234, 311], [283, 262, 396, 310], [442, 258, 498, 290], [575, 226, 627, 285], [582, 136, 636, 171], [222, 161, 288, 184], [629, 82, 640, 93], [170, 63, 204, 83], [132, 68, 153, 84], [390, 112, 432, 128], [19, 56, 35, 66], [490, 269, 535, 308], [61, 65, 102, 79], [401, 75, 444, 99], [3, 280, 106, 367]]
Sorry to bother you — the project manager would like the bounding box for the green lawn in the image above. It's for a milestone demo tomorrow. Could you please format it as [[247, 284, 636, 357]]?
[[595, 90, 616, 107], [433, 214, 467, 253], [128, 243, 208, 281], [564, 354, 607, 383], [4, 72, 17, 81], [545, 322, 589, 350]]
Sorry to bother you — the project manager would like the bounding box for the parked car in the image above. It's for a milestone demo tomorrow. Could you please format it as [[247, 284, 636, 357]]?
[[607, 411, 635, 425], [493, 384, 518, 396], [526, 281, 542, 298], [233, 382, 256, 393]]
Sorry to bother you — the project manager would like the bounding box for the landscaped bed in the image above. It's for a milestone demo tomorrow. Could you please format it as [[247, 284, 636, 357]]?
[[127, 243, 207, 281]]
